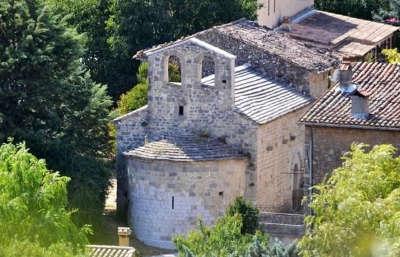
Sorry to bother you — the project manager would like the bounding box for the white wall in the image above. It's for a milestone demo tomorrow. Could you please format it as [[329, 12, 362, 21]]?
[[257, 0, 314, 28]]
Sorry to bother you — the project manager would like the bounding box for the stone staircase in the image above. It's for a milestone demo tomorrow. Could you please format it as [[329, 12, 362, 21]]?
[[259, 212, 305, 243]]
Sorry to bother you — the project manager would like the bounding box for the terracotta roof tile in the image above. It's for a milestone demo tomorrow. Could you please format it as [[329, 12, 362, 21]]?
[[289, 11, 399, 57], [87, 245, 136, 257], [300, 62, 400, 130]]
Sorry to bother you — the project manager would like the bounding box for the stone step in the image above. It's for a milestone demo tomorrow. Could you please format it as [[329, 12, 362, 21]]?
[[260, 222, 305, 237], [259, 212, 304, 225]]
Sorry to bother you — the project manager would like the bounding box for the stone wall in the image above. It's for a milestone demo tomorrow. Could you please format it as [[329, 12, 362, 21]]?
[[257, 0, 314, 28], [307, 70, 332, 99], [256, 107, 309, 212], [196, 31, 314, 96], [114, 106, 149, 217], [126, 157, 247, 249], [306, 126, 400, 184], [145, 40, 259, 200]]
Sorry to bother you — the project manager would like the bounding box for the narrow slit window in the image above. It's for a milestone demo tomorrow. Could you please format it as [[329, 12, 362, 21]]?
[[172, 196, 175, 210], [179, 106, 184, 116]]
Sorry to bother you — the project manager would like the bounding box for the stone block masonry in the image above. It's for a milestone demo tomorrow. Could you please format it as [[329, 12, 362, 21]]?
[[126, 158, 247, 249], [306, 126, 400, 184]]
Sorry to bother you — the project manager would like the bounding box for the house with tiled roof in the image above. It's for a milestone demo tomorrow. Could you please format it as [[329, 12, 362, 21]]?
[[87, 227, 136, 257], [114, 0, 398, 249], [301, 62, 400, 184], [258, 0, 398, 60]]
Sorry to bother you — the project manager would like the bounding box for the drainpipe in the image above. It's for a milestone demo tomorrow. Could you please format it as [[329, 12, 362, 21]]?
[[307, 127, 314, 215]]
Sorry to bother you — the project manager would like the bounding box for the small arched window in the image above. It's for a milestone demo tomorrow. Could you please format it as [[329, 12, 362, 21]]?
[[168, 55, 181, 83], [201, 55, 216, 86]]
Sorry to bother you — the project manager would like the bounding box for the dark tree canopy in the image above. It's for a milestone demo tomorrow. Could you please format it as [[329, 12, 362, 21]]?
[[315, 0, 390, 20], [0, 0, 112, 224], [106, 0, 257, 99]]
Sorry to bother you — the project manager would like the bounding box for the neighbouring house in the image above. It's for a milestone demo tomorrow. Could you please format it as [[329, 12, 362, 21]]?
[[300, 62, 400, 186], [88, 227, 136, 257], [114, 0, 398, 249], [258, 0, 399, 60]]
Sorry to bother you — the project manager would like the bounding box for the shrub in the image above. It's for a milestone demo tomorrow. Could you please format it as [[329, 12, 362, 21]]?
[[226, 196, 260, 234], [382, 48, 400, 63], [299, 144, 400, 257], [174, 214, 268, 257]]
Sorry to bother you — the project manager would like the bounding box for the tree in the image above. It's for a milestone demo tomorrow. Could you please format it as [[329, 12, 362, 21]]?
[[44, 0, 135, 100], [0, 141, 89, 256], [106, 0, 257, 98], [226, 196, 260, 235], [115, 62, 149, 116], [315, 0, 389, 20], [299, 144, 400, 257], [0, 0, 112, 224], [375, 0, 400, 23]]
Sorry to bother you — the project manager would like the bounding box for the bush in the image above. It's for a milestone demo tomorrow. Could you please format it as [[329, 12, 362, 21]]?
[[117, 83, 149, 115], [299, 144, 400, 257], [226, 196, 260, 234], [174, 197, 300, 257], [174, 214, 268, 257], [382, 48, 400, 63]]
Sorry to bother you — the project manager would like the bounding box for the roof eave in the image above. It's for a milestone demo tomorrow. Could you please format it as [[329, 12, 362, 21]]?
[[302, 121, 400, 132]]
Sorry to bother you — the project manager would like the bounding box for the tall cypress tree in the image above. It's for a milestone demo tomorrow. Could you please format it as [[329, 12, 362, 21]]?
[[0, 0, 112, 224]]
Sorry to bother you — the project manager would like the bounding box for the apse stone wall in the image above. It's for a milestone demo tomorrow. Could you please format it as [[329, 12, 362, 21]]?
[[126, 157, 247, 249]]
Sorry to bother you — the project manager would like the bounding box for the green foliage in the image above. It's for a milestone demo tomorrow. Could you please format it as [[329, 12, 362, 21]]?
[[174, 197, 299, 257], [115, 62, 149, 116], [0, 0, 112, 225], [106, 0, 257, 97], [0, 141, 89, 256], [315, 0, 389, 20], [44, 0, 134, 100], [246, 239, 299, 257], [375, 0, 400, 21], [174, 214, 269, 257], [226, 196, 260, 235], [117, 83, 149, 115], [299, 144, 400, 257], [169, 62, 182, 83], [114, 61, 183, 116], [383, 48, 400, 63], [44, 0, 258, 101]]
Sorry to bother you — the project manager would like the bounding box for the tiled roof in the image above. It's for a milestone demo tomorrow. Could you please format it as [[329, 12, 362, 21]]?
[[289, 10, 399, 58], [124, 136, 246, 161], [87, 245, 136, 257], [300, 62, 400, 130], [134, 19, 338, 72], [202, 65, 313, 124]]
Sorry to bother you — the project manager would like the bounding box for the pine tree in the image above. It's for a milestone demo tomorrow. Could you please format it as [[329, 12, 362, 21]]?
[[0, 0, 112, 224]]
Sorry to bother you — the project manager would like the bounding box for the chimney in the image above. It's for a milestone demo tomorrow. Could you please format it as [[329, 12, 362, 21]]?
[[331, 65, 370, 121], [351, 90, 370, 120], [118, 227, 131, 247], [257, 0, 314, 28], [280, 16, 292, 32]]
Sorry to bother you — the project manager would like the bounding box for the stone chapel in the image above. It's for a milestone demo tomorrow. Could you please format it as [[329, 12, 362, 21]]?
[[114, 0, 398, 249]]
